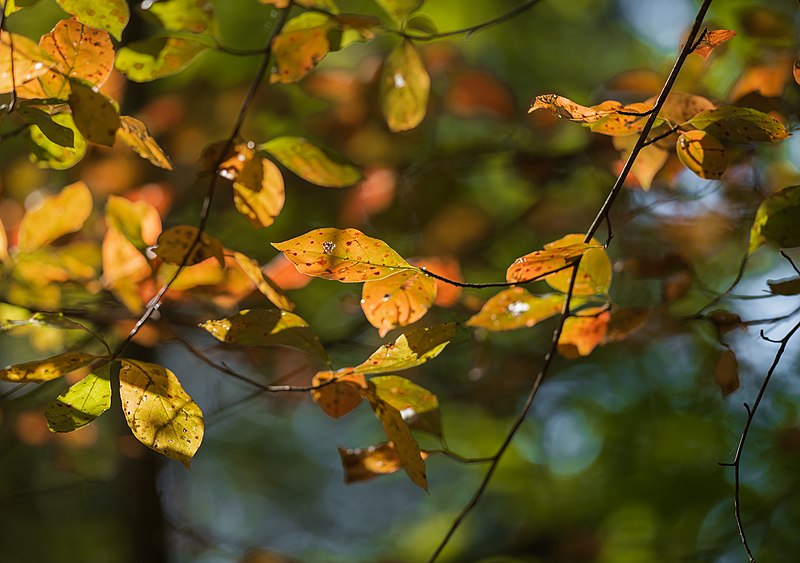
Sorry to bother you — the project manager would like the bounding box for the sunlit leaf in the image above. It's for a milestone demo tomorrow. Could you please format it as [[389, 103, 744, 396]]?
[[29, 113, 87, 169], [590, 102, 657, 136], [728, 57, 791, 101], [558, 308, 610, 358], [0, 31, 53, 94], [505, 241, 594, 284], [767, 276, 800, 295], [693, 29, 736, 59], [338, 442, 404, 483], [200, 309, 327, 363], [361, 269, 436, 337], [272, 227, 413, 282], [379, 39, 430, 132], [233, 157, 285, 228], [232, 252, 294, 311], [466, 288, 564, 331], [0, 217, 8, 265], [68, 79, 120, 147], [118, 359, 204, 467], [55, 0, 130, 40], [17, 107, 75, 147], [18, 181, 93, 252], [529, 95, 621, 123], [116, 37, 206, 82], [375, 0, 423, 23], [116, 116, 174, 170], [0, 351, 96, 382], [260, 136, 362, 187], [270, 13, 336, 84], [689, 106, 789, 143], [45, 364, 111, 432], [354, 322, 455, 375], [369, 375, 440, 438], [749, 185, 800, 254], [714, 348, 739, 398], [143, 0, 213, 33], [676, 130, 728, 179], [544, 235, 612, 296], [154, 225, 225, 268], [367, 394, 427, 491], [105, 194, 162, 251], [311, 369, 366, 418]]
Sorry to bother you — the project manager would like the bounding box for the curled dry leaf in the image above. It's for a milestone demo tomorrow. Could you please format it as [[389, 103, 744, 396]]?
[[529, 94, 622, 123], [0, 352, 97, 383], [379, 40, 430, 132], [467, 288, 564, 332], [154, 225, 225, 268], [676, 130, 728, 179], [311, 369, 367, 418], [361, 269, 437, 337]]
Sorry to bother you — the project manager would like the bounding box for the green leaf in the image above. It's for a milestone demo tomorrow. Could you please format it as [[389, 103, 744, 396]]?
[[676, 130, 728, 179], [354, 322, 455, 375], [55, 0, 130, 40], [369, 375, 441, 437], [379, 40, 430, 132], [749, 185, 800, 254], [375, 0, 424, 23], [0, 351, 96, 383], [29, 113, 87, 169], [466, 288, 564, 332], [119, 359, 204, 467], [17, 181, 93, 252], [272, 227, 413, 282], [260, 137, 362, 188], [154, 225, 225, 268], [68, 79, 120, 147], [17, 107, 74, 147], [116, 116, 173, 170], [45, 364, 112, 432], [116, 37, 206, 82], [688, 106, 789, 143], [143, 0, 213, 33]]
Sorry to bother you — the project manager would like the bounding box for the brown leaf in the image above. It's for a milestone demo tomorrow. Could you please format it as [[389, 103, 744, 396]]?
[[154, 225, 225, 268], [693, 29, 737, 60], [714, 348, 739, 398]]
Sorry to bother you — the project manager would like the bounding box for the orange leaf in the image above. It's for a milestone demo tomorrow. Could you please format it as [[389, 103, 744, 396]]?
[[676, 130, 728, 179], [0, 31, 54, 95], [361, 269, 436, 337], [338, 442, 405, 483], [311, 369, 367, 418], [270, 13, 335, 84], [529, 94, 621, 123], [693, 29, 736, 60], [558, 308, 610, 358], [411, 256, 463, 308], [506, 241, 593, 284]]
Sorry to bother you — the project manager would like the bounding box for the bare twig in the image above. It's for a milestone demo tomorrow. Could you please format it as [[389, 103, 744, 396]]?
[[402, 0, 545, 41]]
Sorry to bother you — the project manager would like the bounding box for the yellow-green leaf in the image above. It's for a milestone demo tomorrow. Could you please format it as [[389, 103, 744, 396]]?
[[233, 157, 285, 228], [232, 252, 294, 311], [354, 322, 455, 375], [116, 37, 206, 82], [544, 235, 611, 296], [506, 241, 593, 284], [375, 0, 424, 23], [688, 106, 789, 143], [272, 227, 413, 282], [116, 116, 173, 170], [68, 79, 120, 147], [749, 185, 800, 254], [55, 0, 130, 40], [260, 136, 362, 188], [17, 107, 75, 147], [590, 101, 657, 136], [361, 269, 437, 337], [18, 181, 93, 252], [118, 359, 204, 467], [676, 130, 728, 179], [379, 40, 430, 132], [370, 375, 440, 437], [143, 0, 213, 33], [0, 31, 53, 94], [466, 288, 564, 331], [154, 225, 224, 268], [29, 113, 87, 169], [105, 195, 161, 250], [45, 364, 112, 432], [270, 13, 335, 84], [0, 351, 96, 382], [311, 369, 366, 418]]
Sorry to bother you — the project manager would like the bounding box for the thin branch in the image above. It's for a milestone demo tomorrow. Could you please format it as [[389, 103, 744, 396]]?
[[642, 124, 681, 147], [425, 449, 495, 464], [780, 250, 800, 277], [419, 260, 577, 289]]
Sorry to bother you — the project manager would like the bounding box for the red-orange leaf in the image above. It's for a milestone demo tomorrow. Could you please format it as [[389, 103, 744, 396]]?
[[558, 308, 610, 358]]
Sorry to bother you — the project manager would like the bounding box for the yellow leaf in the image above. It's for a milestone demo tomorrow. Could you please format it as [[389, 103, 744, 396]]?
[[154, 225, 225, 268], [544, 234, 612, 296], [505, 242, 593, 284], [0, 352, 96, 383], [311, 369, 367, 418], [116, 116, 174, 170], [232, 252, 294, 311], [590, 101, 657, 136], [18, 182, 93, 252], [0, 31, 54, 94], [260, 136, 362, 188], [105, 195, 162, 250], [379, 40, 430, 132], [529, 94, 621, 123], [354, 323, 455, 375], [55, 0, 130, 41], [118, 359, 204, 467], [233, 157, 285, 228], [466, 288, 564, 331], [361, 269, 437, 337], [676, 130, 728, 179]]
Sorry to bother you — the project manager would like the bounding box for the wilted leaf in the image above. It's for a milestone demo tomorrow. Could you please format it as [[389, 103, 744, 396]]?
[[466, 288, 564, 331], [154, 225, 225, 268], [361, 269, 437, 337], [379, 40, 430, 132], [232, 252, 294, 311], [68, 79, 120, 147], [529, 95, 621, 123], [506, 241, 594, 285], [693, 29, 737, 59], [116, 37, 206, 82], [544, 235, 611, 296], [0, 31, 53, 94], [558, 308, 610, 358], [18, 182, 93, 252], [55, 0, 129, 40], [272, 227, 413, 282], [311, 369, 366, 418], [689, 106, 789, 143], [260, 137, 361, 187], [29, 113, 87, 169], [116, 116, 173, 170], [338, 442, 404, 483], [676, 130, 728, 180], [45, 364, 112, 432], [749, 185, 800, 254], [369, 375, 440, 437], [714, 348, 739, 397], [118, 359, 204, 467], [768, 276, 800, 295], [375, 0, 423, 23], [233, 157, 285, 228], [106, 195, 162, 250], [367, 394, 427, 491], [143, 0, 213, 33], [270, 13, 336, 84], [354, 322, 455, 375], [0, 351, 96, 382]]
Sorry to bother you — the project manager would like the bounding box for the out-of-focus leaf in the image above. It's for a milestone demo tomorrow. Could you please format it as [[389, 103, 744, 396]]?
[[0, 31, 53, 94], [68, 79, 120, 147], [154, 225, 224, 268], [657, 92, 716, 123], [270, 13, 336, 84], [606, 308, 650, 342], [361, 269, 436, 337], [714, 348, 739, 398], [0, 217, 8, 264], [367, 394, 427, 491], [375, 0, 423, 23], [116, 37, 206, 82], [260, 0, 337, 9], [794, 60, 800, 86], [18, 182, 93, 252], [116, 116, 173, 170], [118, 359, 204, 467], [768, 276, 800, 295], [260, 137, 361, 187], [45, 364, 112, 432], [693, 29, 736, 59], [612, 134, 668, 190], [338, 442, 404, 483], [354, 323, 455, 375], [369, 375, 440, 437], [466, 288, 564, 331], [444, 69, 516, 120], [233, 157, 285, 228], [379, 40, 430, 132], [689, 106, 789, 143], [144, 0, 213, 33], [676, 130, 728, 179], [102, 227, 150, 313], [0, 352, 96, 382], [29, 113, 87, 169], [411, 256, 462, 308], [558, 308, 610, 358], [506, 241, 593, 285], [55, 0, 129, 40], [272, 227, 412, 282], [17, 107, 75, 147], [749, 185, 800, 254], [544, 235, 611, 296], [311, 369, 366, 418], [232, 252, 294, 311], [106, 195, 162, 251], [728, 57, 790, 100]]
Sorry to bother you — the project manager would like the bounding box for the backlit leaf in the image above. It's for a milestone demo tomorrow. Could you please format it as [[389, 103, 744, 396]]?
[[529, 95, 621, 123], [17, 107, 75, 147], [0, 31, 53, 94], [466, 288, 564, 331], [354, 322, 455, 375], [18, 181, 93, 252], [118, 359, 204, 467], [369, 375, 440, 437], [272, 227, 413, 282], [794, 60, 800, 86], [105, 194, 162, 250], [338, 442, 404, 483], [45, 364, 112, 432], [144, 0, 213, 33], [0, 351, 96, 382], [590, 102, 657, 136], [676, 130, 728, 179], [232, 157, 285, 228], [506, 242, 593, 284], [375, 0, 423, 23], [693, 29, 737, 60], [101, 227, 150, 313], [411, 256, 463, 308], [232, 252, 294, 311], [714, 348, 739, 398], [311, 369, 366, 418], [260, 136, 362, 187], [688, 106, 789, 143], [361, 269, 437, 337], [68, 79, 120, 147], [270, 13, 336, 84], [55, 0, 130, 40], [544, 235, 611, 296], [154, 225, 225, 268], [558, 308, 610, 358], [29, 113, 87, 169], [379, 40, 430, 132], [749, 185, 800, 254], [116, 37, 206, 82], [657, 92, 716, 124], [116, 116, 173, 170]]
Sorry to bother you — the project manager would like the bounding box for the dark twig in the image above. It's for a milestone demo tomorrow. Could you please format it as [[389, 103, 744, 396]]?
[[780, 250, 800, 277], [642, 124, 682, 147], [419, 260, 578, 289]]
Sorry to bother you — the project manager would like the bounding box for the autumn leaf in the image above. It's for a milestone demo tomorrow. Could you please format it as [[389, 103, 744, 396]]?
[[506, 241, 595, 284], [338, 442, 405, 483], [0, 31, 54, 94], [676, 130, 728, 179], [590, 102, 657, 136], [749, 185, 800, 254], [714, 348, 739, 398], [68, 79, 121, 147], [232, 252, 294, 311], [116, 37, 206, 82], [466, 288, 564, 332], [272, 228, 413, 282], [354, 323, 456, 375], [544, 235, 612, 296], [558, 308, 610, 358], [29, 113, 87, 169], [270, 13, 336, 84], [612, 134, 668, 190], [411, 256, 463, 308], [118, 359, 204, 467], [105, 195, 162, 251], [361, 269, 437, 337], [0, 352, 97, 383], [101, 227, 150, 313], [375, 0, 424, 23], [260, 136, 362, 188], [311, 369, 367, 418], [55, 0, 130, 40], [143, 0, 214, 33], [45, 364, 112, 432], [529, 94, 622, 123], [17, 107, 75, 147], [379, 40, 430, 132], [232, 157, 285, 229], [657, 92, 716, 124], [17, 182, 93, 252], [116, 116, 174, 170], [369, 375, 441, 438], [154, 225, 225, 268], [688, 106, 789, 143], [693, 29, 737, 60]]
